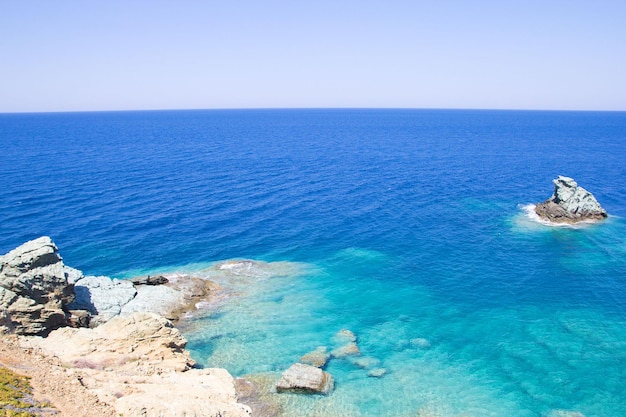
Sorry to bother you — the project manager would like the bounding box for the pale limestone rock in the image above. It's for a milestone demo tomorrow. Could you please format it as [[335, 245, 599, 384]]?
[[29, 312, 194, 373], [113, 369, 252, 417], [22, 312, 252, 417], [275, 363, 334, 395], [299, 346, 330, 368], [331, 342, 360, 358], [535, 176, 607, 223]]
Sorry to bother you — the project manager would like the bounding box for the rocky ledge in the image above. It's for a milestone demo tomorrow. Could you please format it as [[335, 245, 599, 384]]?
[[0, 237, 252, 417], [534, 176, 607, 224]]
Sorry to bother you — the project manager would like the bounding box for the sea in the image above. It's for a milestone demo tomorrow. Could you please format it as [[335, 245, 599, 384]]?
[[1, 109, 625, 417]]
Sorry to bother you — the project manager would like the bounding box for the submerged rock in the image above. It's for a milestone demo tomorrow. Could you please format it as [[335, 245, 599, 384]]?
[[299, 346, 330, 368], [366, 368, 387, 378], [333, 329, 357, 344], [331, 342, 360, 358], [544, 410, 586, 417], [535, 176, 607, 223], [0, 236, 78, 335], [410, 337, 431, 349], [275, 363, 334, 395], [351, 356, 381, 369]]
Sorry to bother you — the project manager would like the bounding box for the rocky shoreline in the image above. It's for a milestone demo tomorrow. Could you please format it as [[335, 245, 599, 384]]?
[[0, 236, 253, 417]]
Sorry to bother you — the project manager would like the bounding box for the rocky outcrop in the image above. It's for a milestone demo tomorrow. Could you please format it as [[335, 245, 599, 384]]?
[[535, 176, 607, 224], [68, 275, 137, 326], [28, 312, 195, 375], [0, 237, 79, 335], [120, 274, 220, 322], [2, 237, 254, 417], [275, 363, 334, 395], [24, 312, 251, 417]]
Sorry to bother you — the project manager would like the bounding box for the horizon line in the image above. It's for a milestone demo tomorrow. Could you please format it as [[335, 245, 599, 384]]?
[[1, 106, 626, 115]]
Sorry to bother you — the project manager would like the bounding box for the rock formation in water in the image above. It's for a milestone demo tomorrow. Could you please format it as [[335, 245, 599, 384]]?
[[534, 176, 607, 224], [0, 236, 80, 335], [275, 363, 335, 395]]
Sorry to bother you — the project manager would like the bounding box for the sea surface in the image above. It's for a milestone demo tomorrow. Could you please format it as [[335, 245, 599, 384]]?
[[1, 109, 626, 416]]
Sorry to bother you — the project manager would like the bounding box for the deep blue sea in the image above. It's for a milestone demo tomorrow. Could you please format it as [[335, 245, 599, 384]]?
[[1, 109, 626, 416]]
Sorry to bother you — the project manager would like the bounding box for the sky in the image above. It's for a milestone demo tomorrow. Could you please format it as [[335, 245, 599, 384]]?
[[1, 1, 625, 112]]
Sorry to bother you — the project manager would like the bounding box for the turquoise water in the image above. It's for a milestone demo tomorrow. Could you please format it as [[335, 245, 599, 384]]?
[[1, 109, 625, 416]]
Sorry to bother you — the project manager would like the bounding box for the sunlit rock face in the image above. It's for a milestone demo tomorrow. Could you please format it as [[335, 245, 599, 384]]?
[[535, 176, 607, 224], [0, 236, 78, 335]]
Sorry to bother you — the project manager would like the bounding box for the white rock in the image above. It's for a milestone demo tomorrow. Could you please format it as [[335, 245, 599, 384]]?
[[275, 363, 334, 395]]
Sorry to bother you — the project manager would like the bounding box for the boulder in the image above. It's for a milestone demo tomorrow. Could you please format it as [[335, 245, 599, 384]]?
[[331, 342, 360, 358], [130, 275, 169, 286], [275, 363, 334, 395], [299, 346, 330, 368], [0, 236, 78, 335], [535, 176, 607, 223]]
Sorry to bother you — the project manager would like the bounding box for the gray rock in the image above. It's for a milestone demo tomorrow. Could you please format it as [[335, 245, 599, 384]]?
[[535, 176, 607, 223], [0, 236, 77, 335], [130, 275, 169, 286], [68, 275, 137, 325], [275, 363, 334, 395], [120, 284, 180, 318]]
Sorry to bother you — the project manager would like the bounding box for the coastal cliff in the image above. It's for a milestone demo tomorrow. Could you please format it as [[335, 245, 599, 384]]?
[[0, 237, 252, 417]]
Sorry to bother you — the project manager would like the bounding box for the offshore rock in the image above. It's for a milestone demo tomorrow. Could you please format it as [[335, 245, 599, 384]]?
[[275, 363, 334, 395], [0, 236, 78, 335], [535, 176, 607, 224]]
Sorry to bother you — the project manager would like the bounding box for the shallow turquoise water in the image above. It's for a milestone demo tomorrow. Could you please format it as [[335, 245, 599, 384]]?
[[1, 109, 625, 416]]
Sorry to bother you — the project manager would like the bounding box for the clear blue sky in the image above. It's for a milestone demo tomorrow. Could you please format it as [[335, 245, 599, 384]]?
[[1, 1, 625, 112]]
